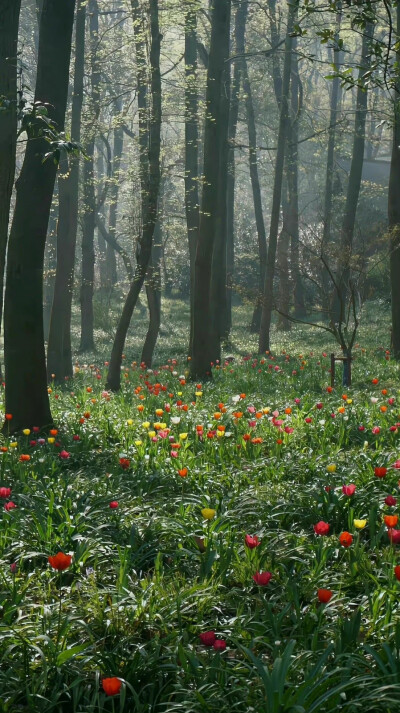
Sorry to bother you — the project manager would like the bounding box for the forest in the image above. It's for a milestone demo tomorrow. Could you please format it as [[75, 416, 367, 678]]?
[[2, 0, 400, 711]]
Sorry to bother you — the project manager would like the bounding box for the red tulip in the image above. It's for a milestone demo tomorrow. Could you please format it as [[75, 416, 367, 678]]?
[[199, 631, 216, 646], [102, 678, 122, 696], [342, 484, 356, 496], [213, 639, 226, 651], [4, 501, 16, 511], [317, 588, 333, 603], [253, 571, 272, 586], [385, 495, 397, 506], [339, 531, 353, 547], [48, 552, 72, 571], [0, 487, 11, 498], [314, 521, 330, 536], [395, 565, 400, 581], [59, 450, 70, 459], [109, 501, 119, 509], [388, 529, 400, 544], [245, 534, 261, 549], [375, 467, 387, 478]]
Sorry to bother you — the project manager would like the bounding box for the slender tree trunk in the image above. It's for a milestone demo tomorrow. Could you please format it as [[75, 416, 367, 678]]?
[[0, 0, 22, 378], [321, 2, 342, 312], [190, 0, 231, 379], [331, 23, 374, 323], [3, 0, 75, 432], [236, 2, 267, 334], [185, 2, 200, 355], [209, 12, 231, 356], [141, 220, 162, 367], [389, 3, 400, 360], [288, 44, 305, 319], [226, 2, 245, 337], [276, 182, 291, 330], [107, 99, 124, 288], [258, 1, 296, 354], [43, 200, 58, 341], [79, 0, 100, 352], [106, 0, 161, 391], [47, 0, 85, 380]]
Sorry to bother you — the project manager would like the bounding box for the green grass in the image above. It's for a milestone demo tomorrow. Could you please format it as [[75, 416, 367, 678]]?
[[1, 298, 400, 712]]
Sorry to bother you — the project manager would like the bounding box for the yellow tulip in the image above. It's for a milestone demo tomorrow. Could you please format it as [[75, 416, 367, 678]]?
[[179, 433, 188, 440], [201, 508, 216, 520], [148, 431, 156, 438], [10, 442, 17, 448], [354, 519, 367, 529], [135, 440, 143, 447], [326, 464, 336, 473], [142, 422, 150, 429], [195, 391, 202, 397], [48, 437, 55, 444], [126, 419, 133, 426], [23, 429, 30, 436]]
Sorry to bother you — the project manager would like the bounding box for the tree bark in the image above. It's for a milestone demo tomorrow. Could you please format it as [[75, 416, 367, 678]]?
[[184, 2, 200, 355], [47, 0, 86, 380], [0, 0, 22, 377], [276, 182, 291, 331], [3, 0, 75, 431], [107, 98, 124, 288], [389, 3, 400, 360], [226, 2, 245, 338], [190, 0, 231, 379], [321, 2, 342, 312], [79, 0, 100, 353], [141, 220, 162, 367], [236, 1, 267, 334], [331, 23, 373, 323], [288, 43, 305, 319], [106, 0, 161, 391], [258, 1, 296, 354]]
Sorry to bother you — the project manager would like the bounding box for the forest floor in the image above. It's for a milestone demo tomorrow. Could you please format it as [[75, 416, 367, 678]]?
[[1, 298, 400, 712]]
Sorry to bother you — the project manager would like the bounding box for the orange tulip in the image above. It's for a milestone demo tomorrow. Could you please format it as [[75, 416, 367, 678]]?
[[48, 552, 72, 571]]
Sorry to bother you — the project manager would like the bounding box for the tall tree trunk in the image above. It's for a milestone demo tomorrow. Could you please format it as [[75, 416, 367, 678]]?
[[141, 220, 162, 367], [43, 200, 58, 342], [236, 1, 267, 334], [107, 98, 124, 288], [389, 3, 400, 360], [226, 2, 245, 337], [331, 23, 374, 323], [276, 182, 291, 330], [288, 44, 305, 319], [321, 2, 342, 312], [190, 0, 231, 379], [184, 2, 200, 355], [47, 0, 86, 380], [258, 1, 296, 354], [79, 0, 100, 353], [0, 0, 22, 378], [209, 12, 231, 356], [3, 0, 75, 432], [106, 0, 161, 391]]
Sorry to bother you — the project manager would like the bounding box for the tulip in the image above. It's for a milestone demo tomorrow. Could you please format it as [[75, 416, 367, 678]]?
[[213, 639, 227, 651], [339, 531, 353, 547], [326, 464, 336, 473], [102, 678, 122, 696], [4, 501, 16, 511], [388, 529, 400, 544], [245, 534, 261, 548], [314, 521, 330, 536], [48, 552, 72, 571], [395, 565, 400, 581], [354, 519, 367, 529], [253, 571, 272, 586], [385, 495, 397, 507], [384, 515, 398, 528], [317, 588, 332, 603], [0, 487, 11, 498], [201, 508, 216, 520], [375, 467, 387, 478], [199, 631, 216, 646], [109, 501, 119, 509], [342, 484, 356, 496]]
